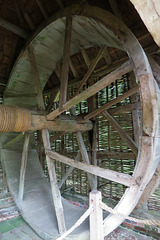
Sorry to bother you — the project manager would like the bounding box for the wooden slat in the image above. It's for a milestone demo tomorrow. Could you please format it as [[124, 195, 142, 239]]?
[[73, 46, 107, 96], [103, 111, 138, 156], [46, 150, 133, 187], [46, 60, 133, 120], [42, 129, 66, 235], [59, 16, 72, 110], [28, 46, 45, 110], [18, 133, 30, 204], [84, 85, 139, 121]]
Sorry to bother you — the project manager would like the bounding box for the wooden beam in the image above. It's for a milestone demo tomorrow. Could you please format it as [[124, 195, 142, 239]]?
[[76, 132, 96, 190], [108, 102, 141, 115], [46, 150, 133, 187], [28, 46, 45, 110], [103, 111, 138, 156], [46, 60, 133, 120], [30, 114, 93, 132], [58, 152, 81, 189], [35, 0, 48, 19], [97, 151, 135, 160], [0, 17, 29, 39], [42, 129, 66, 235], [18, 133, 30, 204], [82, 49, 91, 68], [59, 16, 72, 110], [84, 85, 139, 121], [69, 58, 79, 78], [73, 46, 107, 96]]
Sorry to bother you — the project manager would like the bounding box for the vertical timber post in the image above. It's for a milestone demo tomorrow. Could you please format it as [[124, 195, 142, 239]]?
[[89, 190, 103, 240]]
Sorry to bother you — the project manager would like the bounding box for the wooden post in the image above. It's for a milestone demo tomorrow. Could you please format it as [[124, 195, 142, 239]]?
[[89, 191, 103, 240], [18, 133, 30, 204], [42, 129, 66, 235]]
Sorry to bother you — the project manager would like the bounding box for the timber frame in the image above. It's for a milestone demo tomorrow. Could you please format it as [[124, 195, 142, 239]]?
[[0, 3, 160, 240]]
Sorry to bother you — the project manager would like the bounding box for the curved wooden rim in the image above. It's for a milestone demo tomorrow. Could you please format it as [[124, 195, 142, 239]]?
[[4, 4, 159, 237]]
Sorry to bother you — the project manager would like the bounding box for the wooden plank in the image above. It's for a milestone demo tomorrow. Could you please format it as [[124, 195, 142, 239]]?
[[84, 85, 139, 120], [42, 129, 66, 235], [18, 133, 30, 204], [103, 111, 138, 156], [28, 45, 45, 110], [0, 17, 29, 39], [69, 58, 79, 78], [46, 150, 133, 187], [46, 60, 133, 120], [73, 46, 107, 96], [89, 191, 103, 240], [59, 16, 72, 110]]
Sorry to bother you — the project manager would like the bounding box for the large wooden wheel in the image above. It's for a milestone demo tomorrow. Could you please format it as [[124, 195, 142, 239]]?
[[0, 5, 159, 239]]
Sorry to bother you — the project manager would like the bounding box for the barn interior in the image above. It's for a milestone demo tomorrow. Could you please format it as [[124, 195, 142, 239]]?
[[0, 0, 160, 239]]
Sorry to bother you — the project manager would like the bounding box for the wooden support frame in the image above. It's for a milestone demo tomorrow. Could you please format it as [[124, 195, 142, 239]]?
[[18, 133, 30, 204], [103, 111, 138, 156], [59, 16, 72, 109], [46, 60, 133, 120], [42, 129, 66, 235], [46, 150, 133, 187]]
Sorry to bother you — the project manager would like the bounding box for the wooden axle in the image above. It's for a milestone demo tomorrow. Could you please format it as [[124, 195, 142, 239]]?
[[0, 105, 92, 133]]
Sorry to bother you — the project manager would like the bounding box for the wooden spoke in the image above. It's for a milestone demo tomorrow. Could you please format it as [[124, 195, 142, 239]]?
[[69, 58, 79, 78], [103, 111, 138, 156], [84, 85, 139, 121], [28, 45, 45, 110], [18, 133, 30, 204], [76, 132, 96, 190], [46, 60, 133, 120], [45, 150, 133, 187], [59, 16, 72, 110], [82, 49, 91, 68], [42, 129, 66, 235], [73, 46, 107, 96], [58, 152, 81, 189], [108, 102, 141, 115]]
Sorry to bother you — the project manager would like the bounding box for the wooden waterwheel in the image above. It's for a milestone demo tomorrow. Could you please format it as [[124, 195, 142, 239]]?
[[0, 5, 160, 240]]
